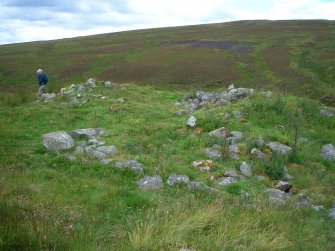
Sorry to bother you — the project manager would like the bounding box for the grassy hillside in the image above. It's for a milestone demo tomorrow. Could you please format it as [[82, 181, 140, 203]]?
[[1, 20, 335, 250], [1, 20, 335, 103], [0, 81, 335, 250]]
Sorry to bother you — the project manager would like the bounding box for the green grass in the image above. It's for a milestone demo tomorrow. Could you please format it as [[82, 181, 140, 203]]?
[[0, 82, 334, 250]]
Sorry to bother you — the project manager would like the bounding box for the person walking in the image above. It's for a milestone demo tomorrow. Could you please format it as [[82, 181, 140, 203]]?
[[36, 69, 48, 96]]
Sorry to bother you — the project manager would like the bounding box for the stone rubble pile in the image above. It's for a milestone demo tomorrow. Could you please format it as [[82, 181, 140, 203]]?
[[39, 80, 335, 219], [177, 84, 254, 115]]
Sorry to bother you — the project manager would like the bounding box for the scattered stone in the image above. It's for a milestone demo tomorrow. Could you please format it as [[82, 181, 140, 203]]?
[[275, 181, 292, 193], [75, 146, 85, 154], [192, 160, 214, 171], [227, 131, 243, 144], [240, 162, 252, 178], [264, 188, 288, 207], [204, 147, 222, 159], [251, 148, 266, 160], [218, 176, 238, 186], [186, 181, 218, 192], [60, 154, 77, 162], [227, 87, 254, 101], [96, 145, 118, 155], [84, 145, 96, 153], [283, 166, 293, 181], [260, 91, 273, 97], [90, 150, 107, 160], [104, 81, 118, 88], [186, 116, 197, 127], [69, 97, 79, 105], [42, 131, 75, 151], [295, 201, 312, 208], [254, 138, 265, 148], [256, 175, 266, 181], [167, 173, 190, 185], [176, 109, 191, 116], [228, 145, 239, 159], [296, 194, 310, 201], [85, 78, 96, 88], [321, 144, 335, 161], [312, 205, 324, 212], [266, 142, 292, 155], [232, 111, 243, 119], [118, 98, 125, 103], [183, 93, 193, 101], [40, 93, 56, 103], [97, 128, 109, 137], [298, 137, 310, 143], [209, 127, 227, 138], [227, 84, 235, 91], [224, 170, 240, 179], [115, 160, 144, 172], [320, 109, 334, 118], [88, 137, 106, 146], [328, 208, 335, 220], [100, 159, 113, 165], [137, 175, 163, 190], [70, 128, 102, 139], [77, 84, 86, 93]]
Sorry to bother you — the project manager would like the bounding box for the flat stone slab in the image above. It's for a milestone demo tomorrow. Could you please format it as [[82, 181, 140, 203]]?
[[264, 188, 289, 207], [137, 175, 163, 190], [167, 173, 190, 185], [209, 127, 227, 138], [115, 160, 144, 172], [266, 142, 292, 155], [42, 131, 75, 151], [70, 128, 108, 139], [96, 145, 118, 155]]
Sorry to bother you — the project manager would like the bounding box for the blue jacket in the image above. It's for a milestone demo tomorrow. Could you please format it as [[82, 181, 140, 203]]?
[[38, 73, 48, 86]]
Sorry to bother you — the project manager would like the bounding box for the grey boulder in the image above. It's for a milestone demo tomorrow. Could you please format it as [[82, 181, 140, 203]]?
[[71, 128, 108, 139], [227, 131, 243, 144], [264, 188, 288, 207], [137, 175, 163, 190], [209, 127, 227, 138], [240, 162, 252, 178], [167, 173, 190, 185], [96, 145, 118, 155], [204, 147, 222, 159], [321, 144, 335, 161], [328, 208, 335, 220], [275, 181, 292, 192], [267, 142, 292, 155], [187, 116, 197, 127], [250, 148, 266, 160], [115, 160, 144, 172], [42, 131, 75, 151]]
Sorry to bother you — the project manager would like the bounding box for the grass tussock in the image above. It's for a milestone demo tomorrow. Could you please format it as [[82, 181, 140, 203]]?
[[127, 201, 291, 250]]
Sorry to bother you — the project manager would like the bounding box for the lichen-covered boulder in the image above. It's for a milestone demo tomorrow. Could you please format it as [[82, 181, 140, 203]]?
[[137, 175, 163, 190], [321, 144, 335, 161], [267, 142, 292, 155], [42, 131, 74, 151], [167, 173, 190, 185]]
